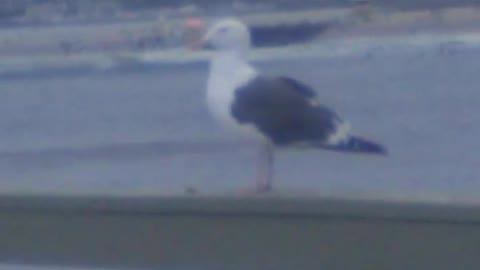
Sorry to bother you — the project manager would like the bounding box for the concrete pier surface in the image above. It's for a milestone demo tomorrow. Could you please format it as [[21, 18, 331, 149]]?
[[1, 194, 480, 270]]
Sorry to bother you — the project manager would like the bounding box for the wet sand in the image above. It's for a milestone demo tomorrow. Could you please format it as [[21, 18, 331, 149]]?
[[0, 41, 479, 202]]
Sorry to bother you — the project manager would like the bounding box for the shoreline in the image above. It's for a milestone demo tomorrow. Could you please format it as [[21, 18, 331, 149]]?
[[1, 6, 480, 56], [1, 25, 480, 78]]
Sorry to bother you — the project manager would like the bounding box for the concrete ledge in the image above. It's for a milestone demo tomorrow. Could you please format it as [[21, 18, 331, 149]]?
[[1, 194, 480, 223], [1, 195, 480, 269]]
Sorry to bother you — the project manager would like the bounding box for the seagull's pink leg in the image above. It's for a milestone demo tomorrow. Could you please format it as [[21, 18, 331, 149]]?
[[256, 142, 274, 192], [235, 142, 274, 195]]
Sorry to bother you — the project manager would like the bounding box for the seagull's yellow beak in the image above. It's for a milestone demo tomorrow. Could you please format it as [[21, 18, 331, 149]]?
[[195, 24, 217, 50], [199, 34, 214, 50], [189, 34, 212, 50]]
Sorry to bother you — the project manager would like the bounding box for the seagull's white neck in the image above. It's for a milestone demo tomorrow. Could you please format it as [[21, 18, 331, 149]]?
[[206, 48, 257, 132], [207, 49, 257, 92], [209, 50, 250, 75]]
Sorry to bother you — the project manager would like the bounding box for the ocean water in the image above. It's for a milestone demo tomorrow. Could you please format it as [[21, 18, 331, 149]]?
[[0, 38, 479, 204]]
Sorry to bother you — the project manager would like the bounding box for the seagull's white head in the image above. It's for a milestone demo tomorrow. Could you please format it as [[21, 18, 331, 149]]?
[[202, 18, 251, 53]]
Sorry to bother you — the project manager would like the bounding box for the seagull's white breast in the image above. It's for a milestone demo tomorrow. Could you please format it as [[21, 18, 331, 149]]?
[[206, 52, 261, 139]]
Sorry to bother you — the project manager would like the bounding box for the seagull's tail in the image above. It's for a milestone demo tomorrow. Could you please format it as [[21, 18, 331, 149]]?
[[320, 136, 387, 155]]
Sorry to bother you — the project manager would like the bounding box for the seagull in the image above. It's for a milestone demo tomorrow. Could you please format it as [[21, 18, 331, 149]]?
[[201, 18, 386, 193]]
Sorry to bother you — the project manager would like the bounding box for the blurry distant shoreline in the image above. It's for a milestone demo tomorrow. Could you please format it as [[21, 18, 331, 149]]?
[[0, 1, 480, 60], [0, 0, 478, 25]]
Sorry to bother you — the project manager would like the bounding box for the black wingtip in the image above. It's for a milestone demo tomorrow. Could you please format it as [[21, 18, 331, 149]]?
[[322, 136, 388, 156], [352, 136, 387, 155]]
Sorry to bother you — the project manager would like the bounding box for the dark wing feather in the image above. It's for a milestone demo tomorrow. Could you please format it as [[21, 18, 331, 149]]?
[[231, 76, 343, 146], [277, 76, 317, 99]]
